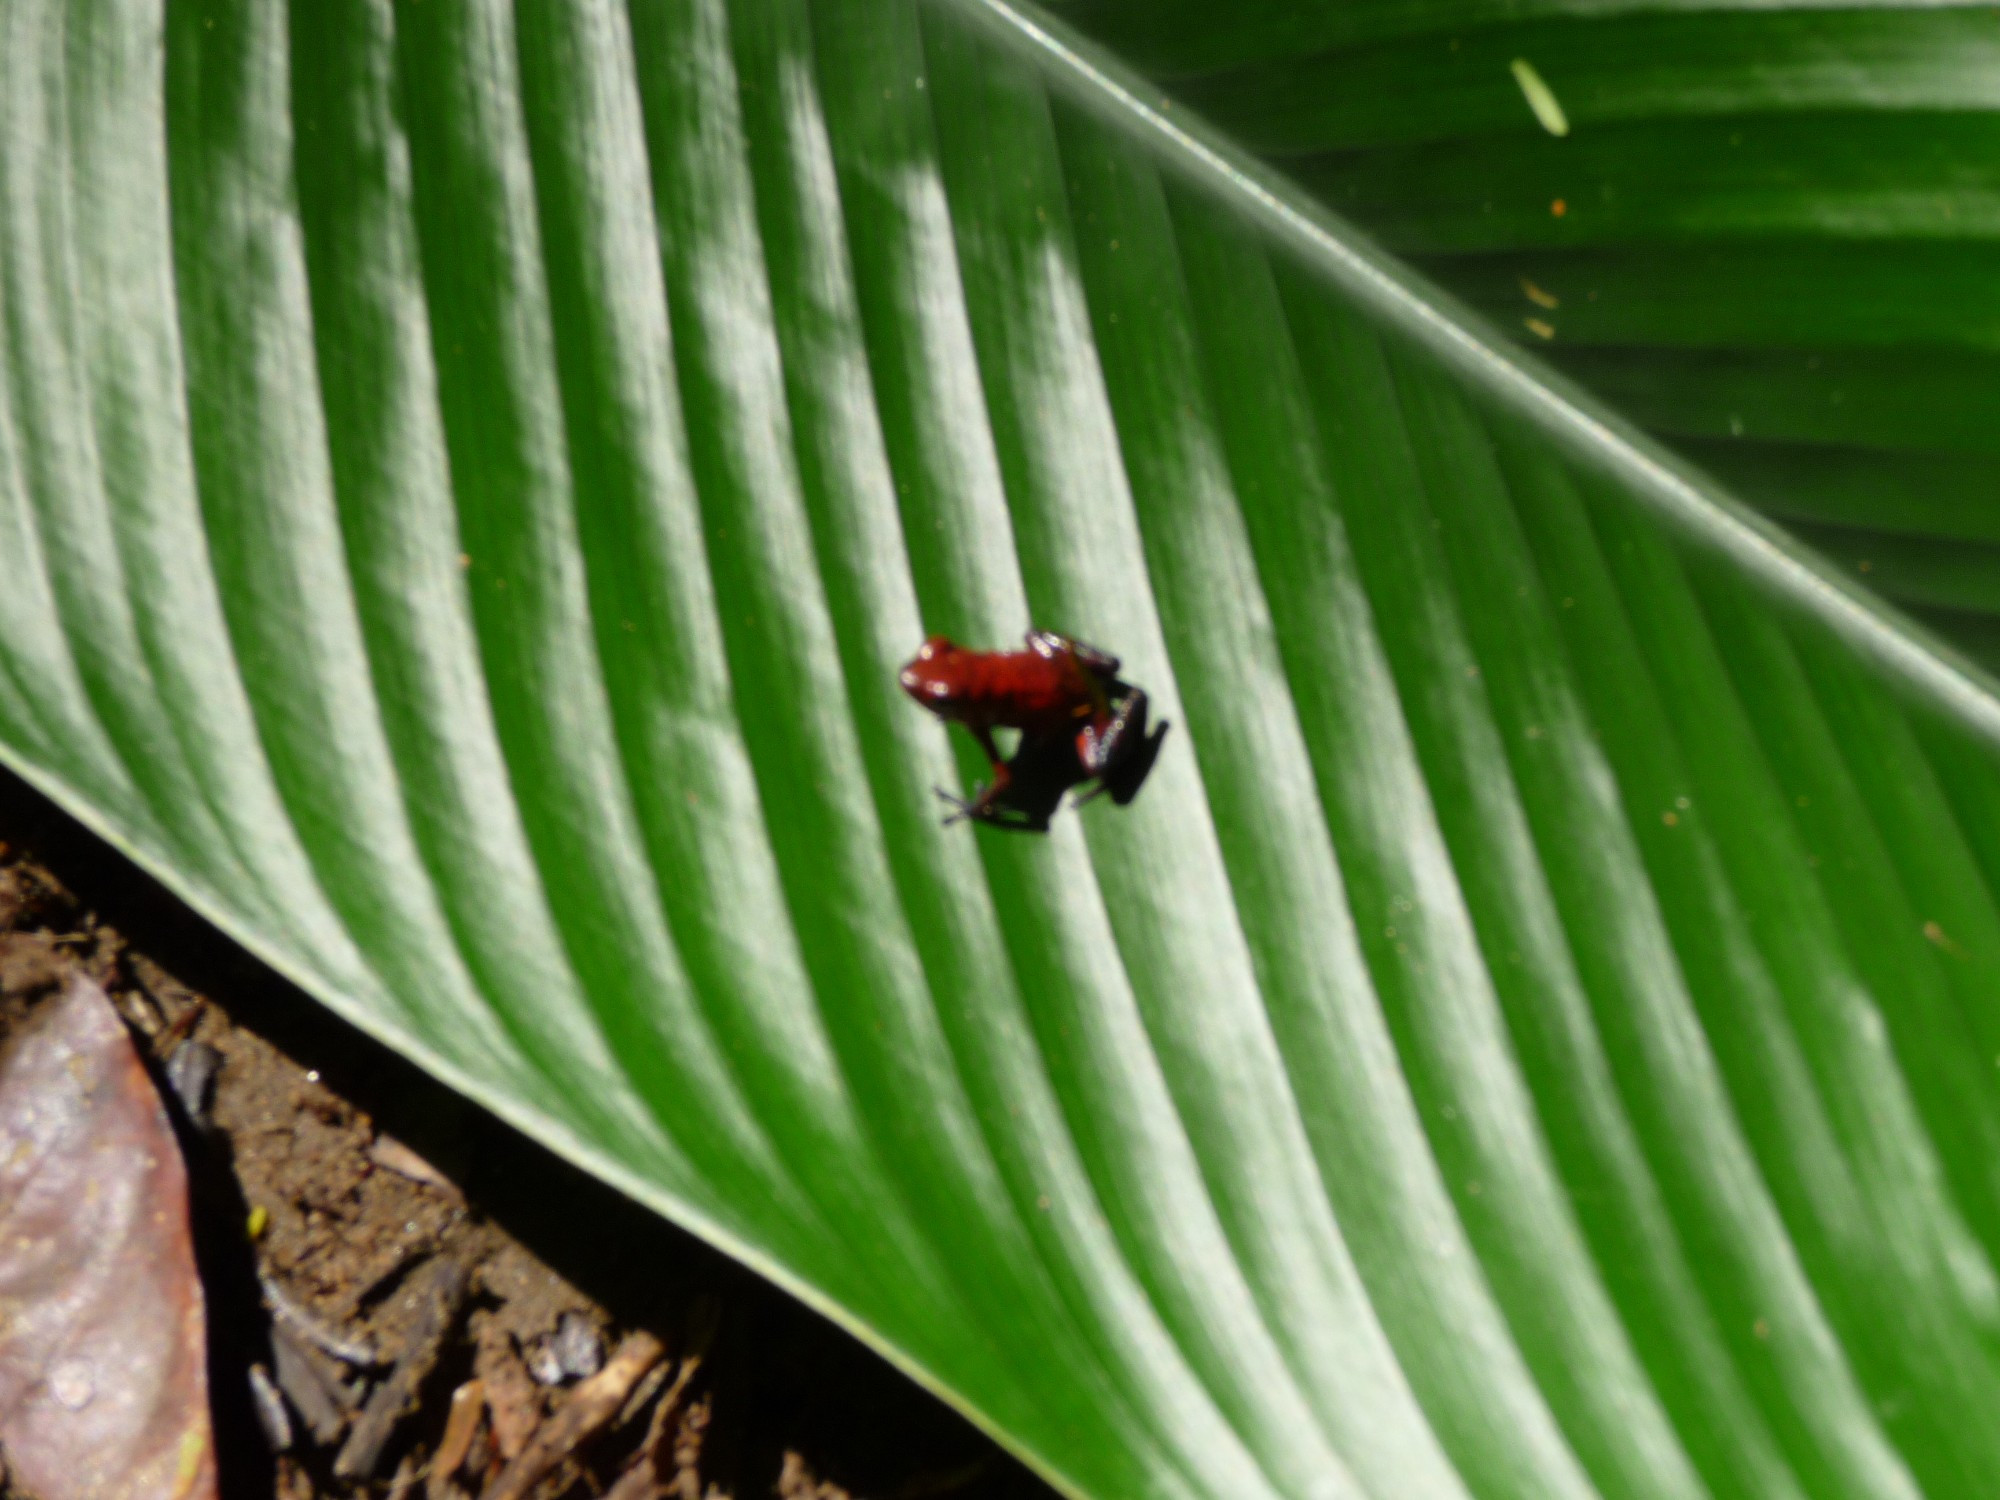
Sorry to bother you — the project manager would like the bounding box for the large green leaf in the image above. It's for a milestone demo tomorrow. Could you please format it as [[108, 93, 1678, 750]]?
[[1052, 0, 2000, 670], [7, 1, 2000, 1496]]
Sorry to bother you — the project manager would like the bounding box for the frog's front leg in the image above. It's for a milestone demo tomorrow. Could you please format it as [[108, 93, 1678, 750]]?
[[933, 721, 1014, 826], [935, 786, 1053, 832]]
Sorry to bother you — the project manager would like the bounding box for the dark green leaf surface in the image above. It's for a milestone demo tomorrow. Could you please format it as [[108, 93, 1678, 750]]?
[[1053, 0, 2000, 657], [8, 2, 2000, 1497]]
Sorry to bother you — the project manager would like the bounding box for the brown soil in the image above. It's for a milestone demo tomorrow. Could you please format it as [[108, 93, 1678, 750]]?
[[0, 766, 1056, 1500]]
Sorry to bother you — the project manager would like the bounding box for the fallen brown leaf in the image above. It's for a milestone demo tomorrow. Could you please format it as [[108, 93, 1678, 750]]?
[[0, 975, 216, 1500]]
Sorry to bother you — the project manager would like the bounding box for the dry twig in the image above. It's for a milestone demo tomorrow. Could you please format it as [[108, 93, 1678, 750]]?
[[333, 1255, 470, 1480], [478, 1331, 664, 1500]]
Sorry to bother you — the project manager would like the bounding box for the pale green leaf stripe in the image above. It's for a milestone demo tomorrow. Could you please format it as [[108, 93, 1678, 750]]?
[[7, 2, 2000, 1498]]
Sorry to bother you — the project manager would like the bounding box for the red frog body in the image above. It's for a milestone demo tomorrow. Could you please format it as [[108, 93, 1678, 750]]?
[[900, 630, 1168, 831], [900, 635, 1111, 736]]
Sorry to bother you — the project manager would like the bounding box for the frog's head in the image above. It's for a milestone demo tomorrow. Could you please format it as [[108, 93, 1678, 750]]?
[[899, 635, 969, 708]]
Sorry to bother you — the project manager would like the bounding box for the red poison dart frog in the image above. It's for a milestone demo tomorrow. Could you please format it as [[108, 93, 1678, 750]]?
[[899, 630, 1169, 831]]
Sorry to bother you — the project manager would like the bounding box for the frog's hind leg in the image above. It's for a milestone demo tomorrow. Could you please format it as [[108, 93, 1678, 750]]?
[[1078, 688, 1168, 807], [1103, 718, 1168, 805], [1077, 689, 1157, 773]]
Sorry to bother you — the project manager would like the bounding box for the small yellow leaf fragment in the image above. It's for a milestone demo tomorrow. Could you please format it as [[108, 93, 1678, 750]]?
[[170, 1427, 208, 1500], [247, 1204, 269, 1240], [1924, 919, 1967, 958], [1520, 277, 1560, 310], [1524, 317, 1557, 341], [1510, 58, 1570, 137]]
